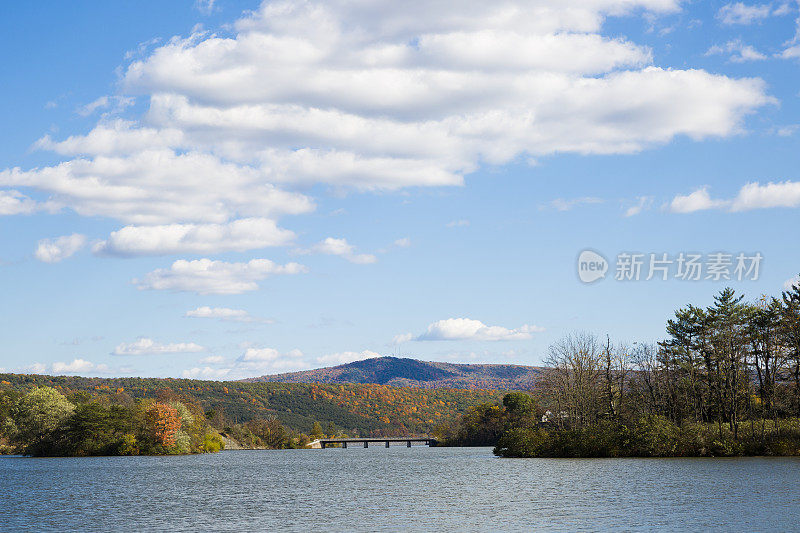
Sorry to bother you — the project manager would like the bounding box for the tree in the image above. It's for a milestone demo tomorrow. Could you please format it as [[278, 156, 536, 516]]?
[[781, 278, 800, 412], [60, 402, 134, 456], [543, 332, 603, 428], [11, 387, 74, 455], [143, 402, 182, 447], [310, 421, 324, 439]]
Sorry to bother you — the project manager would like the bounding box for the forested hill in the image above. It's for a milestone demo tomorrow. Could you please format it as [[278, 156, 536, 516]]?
[[244, 357, 545, 390], [0, 373, 503, 438]]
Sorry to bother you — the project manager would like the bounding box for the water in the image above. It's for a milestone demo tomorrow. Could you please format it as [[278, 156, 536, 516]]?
[[1, 447, 799, 532]]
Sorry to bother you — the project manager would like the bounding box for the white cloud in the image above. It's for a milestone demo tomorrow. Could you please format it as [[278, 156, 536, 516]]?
[[446, 219, 470, 227], [670, 181, 800, 213], [392, 333, 414, 345], [415, 317, 545, 341], [52, 358, 97, 374], [235, 347, 307, 374], [199, 355, 226, 364], [76, 96, 134, 117], [774, 124, 799, 136], [706, 40, 767, 62], [545, 197, 604, 211], [393, 237, 411, 248], [195, 0, 216, 15], [185, 306, 272, 323], [134, 258, 307, 294], [785, 275, 800, 290], [76, 96, 110, 117], [298, 237, 377, 264], [730, 181, 800, 210], [624, 196, 653, 217], [182, 366, 230, 378], [113, 337, 205, 355], [0, 0, 770, 247], [668, 187, 727, 213], [239, 347, 302, 362], [25, 363, 48, 374], [717, 3, 772, 25], [94, 218, 294, 256], [0, 190, 38, 215], [316, 350, 381, 365], [781, 45, 800, 59], [34, 233, 87, 263], [1, 149, 314, 225]]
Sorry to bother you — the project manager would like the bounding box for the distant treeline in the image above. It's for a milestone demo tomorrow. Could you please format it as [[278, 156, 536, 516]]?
[[0, 376, 502, 455], [439, 282, 800, 457]]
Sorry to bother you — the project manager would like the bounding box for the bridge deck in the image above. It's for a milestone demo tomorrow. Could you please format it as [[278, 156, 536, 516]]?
[[308, 437, 437, 449]]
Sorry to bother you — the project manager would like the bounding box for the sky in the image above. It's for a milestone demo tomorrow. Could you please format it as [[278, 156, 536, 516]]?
[[1, 0, 799, 379]]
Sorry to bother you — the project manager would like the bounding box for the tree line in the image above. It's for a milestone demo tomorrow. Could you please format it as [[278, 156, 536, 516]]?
[[0, 386, 330, 456], [444, 282, 800, 457]]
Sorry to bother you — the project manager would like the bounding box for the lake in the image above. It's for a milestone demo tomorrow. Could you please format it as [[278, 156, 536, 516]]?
[[1, 447, 799, 532]]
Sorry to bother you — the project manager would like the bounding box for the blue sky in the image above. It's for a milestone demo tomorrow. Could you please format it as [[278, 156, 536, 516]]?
[[1, 0, 799, 379]]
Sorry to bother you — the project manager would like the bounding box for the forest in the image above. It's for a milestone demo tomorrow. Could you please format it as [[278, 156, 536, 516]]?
[[0, 376, 502, 456], [439, 282, 800, 457]]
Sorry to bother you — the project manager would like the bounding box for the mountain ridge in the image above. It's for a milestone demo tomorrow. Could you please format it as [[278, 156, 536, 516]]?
[[242, 356, 544, 390]]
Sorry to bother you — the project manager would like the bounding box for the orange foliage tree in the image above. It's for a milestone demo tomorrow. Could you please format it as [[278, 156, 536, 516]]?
[[144, 403, 181, 446]]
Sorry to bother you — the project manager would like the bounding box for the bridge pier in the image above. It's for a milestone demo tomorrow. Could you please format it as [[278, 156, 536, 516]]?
[[407, 440, 411, 447], [385, 440, 390, 448], [364, 441, 368, 448], [342, 441, 346, 449]]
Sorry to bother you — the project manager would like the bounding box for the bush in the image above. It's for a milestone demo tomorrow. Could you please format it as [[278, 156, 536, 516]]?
[[200, 432, 225, 453]]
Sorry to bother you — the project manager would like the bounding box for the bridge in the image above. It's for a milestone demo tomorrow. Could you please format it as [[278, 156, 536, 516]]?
[[308, 437, 437, 449]]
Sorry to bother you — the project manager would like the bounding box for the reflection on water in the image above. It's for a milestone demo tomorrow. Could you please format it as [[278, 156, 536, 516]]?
[[2, 447, 799, 532]]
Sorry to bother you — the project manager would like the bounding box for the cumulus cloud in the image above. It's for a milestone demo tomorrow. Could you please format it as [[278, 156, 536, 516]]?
[[413, 318, 545, 341], [94, 218, 295, 256], [34, 233, 87, 263], [316, 350, 382, 365], [182, 366, 231, 379], [1, 149, 314, 225], [24, 363, 48, 374], [0, 0, 771, 261], [298, 237, 377, 264], [113, 337, 205, 355], [717, 2, 772, 25], [182, 346, 308, 378], [730, 180, 800, 210], [52, 358, 105, 374], [185, 306, 272, 323], [670, 181, 800, 213], [236, 347, 307, 373], [669, 187, 728, 213], [134, 258, 307, 294], [0, 190, 38, 215]]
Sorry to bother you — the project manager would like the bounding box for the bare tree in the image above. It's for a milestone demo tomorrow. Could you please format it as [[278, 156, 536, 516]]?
[[543, 332, 603, 428]]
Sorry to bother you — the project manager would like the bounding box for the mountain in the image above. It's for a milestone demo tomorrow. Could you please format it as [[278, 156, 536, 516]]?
[[243, 356, 545, 390]]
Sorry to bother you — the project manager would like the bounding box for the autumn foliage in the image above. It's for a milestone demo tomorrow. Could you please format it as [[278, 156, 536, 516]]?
[[144, 403, 182, 447]]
